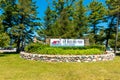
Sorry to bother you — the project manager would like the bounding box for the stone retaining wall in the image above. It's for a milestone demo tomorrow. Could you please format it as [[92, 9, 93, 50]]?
[[20, 52, 115, 62]]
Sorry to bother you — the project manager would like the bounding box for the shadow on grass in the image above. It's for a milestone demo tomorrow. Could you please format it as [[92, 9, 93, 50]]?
[[116, 53, 120, 56], [0, 52, 18, 57]]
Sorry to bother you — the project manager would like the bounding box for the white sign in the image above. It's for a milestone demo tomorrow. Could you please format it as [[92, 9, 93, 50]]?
[[50, 39, 84, 46]]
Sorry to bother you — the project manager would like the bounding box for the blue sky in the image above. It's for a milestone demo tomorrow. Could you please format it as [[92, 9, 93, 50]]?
[[34, 0, 105, 21], [34, 0, 48, 20]]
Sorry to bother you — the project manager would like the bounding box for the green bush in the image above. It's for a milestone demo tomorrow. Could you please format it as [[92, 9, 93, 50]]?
[[31, 48, 103, 55], [52, 45, 105, 51], [25, 43, 49, 53], [25, 43, 104, 55], [0, 33, 10, 47]]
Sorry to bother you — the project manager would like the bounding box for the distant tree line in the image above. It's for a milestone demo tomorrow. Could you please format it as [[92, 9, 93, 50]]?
[[42, 0, 120, 53], [0, 0, 119, 53]]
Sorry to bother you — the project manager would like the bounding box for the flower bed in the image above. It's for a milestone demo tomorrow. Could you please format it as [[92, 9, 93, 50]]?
[[20, 51, 115, 62]]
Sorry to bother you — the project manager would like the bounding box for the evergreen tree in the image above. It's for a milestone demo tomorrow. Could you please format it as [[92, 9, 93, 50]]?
[[52, 7, 74, 38], [44, 6, 55, 37], [0, 32, 10, 47], [73, 0, 88, 38], [88, 0, 107, 44], [0, 0, 16, 48], [44, 0, 75, 38], [109, 32, 120, 49], [0, 0, 41, 52], [0, 16, 10, 47], [105, 16, 116, 49], [106, 0, 120, 53]]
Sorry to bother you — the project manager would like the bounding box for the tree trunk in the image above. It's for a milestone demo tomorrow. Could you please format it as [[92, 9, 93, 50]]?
[[16, 38, 21, 53], [21, 37, 25, 51], [93, 24, 97, 44], [106, 38, 109, 49], [106, 16, 115, 50], [9, 34, 13, 48], [114, 13, 119, 54], [106, 30, 111, 50]]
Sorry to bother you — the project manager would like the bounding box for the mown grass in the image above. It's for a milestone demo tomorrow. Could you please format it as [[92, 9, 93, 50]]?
[[0, 52, 120, 80]]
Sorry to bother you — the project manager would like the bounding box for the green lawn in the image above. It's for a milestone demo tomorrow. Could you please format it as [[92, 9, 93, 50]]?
[[0, 52, 120, 80]]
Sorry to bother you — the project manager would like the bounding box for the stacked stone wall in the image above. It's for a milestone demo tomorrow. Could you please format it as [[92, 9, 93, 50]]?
[[20, 52, 115, 62]]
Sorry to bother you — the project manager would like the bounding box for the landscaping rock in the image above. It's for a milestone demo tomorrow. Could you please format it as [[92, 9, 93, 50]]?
[[20, 52, 115, 62]]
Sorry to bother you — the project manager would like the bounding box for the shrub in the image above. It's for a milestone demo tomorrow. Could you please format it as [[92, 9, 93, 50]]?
[[0, 33, 10, 47], [25, 43, 49, 53], [32, 48, 103, 55], [25, 43, 104, 55], [52, 45, 105, 51]]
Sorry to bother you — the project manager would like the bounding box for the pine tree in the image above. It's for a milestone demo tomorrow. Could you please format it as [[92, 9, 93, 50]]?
[[105, 16, 116, 49], [44, 6, 55, 37], [0, 0, 16, 48], [44, 0, 75, 38], [0, 0, 41, 52], [0, 16, 10, 47], [106, 0, 120, 53], [88, 0, 107, 44], [73, 0, 88, 38]]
